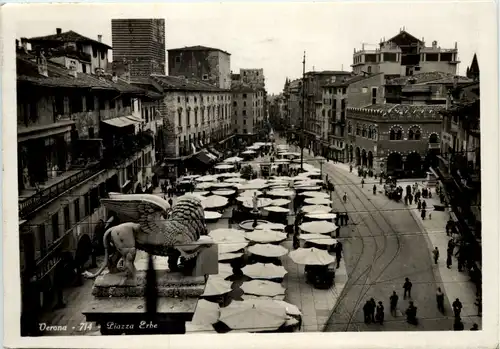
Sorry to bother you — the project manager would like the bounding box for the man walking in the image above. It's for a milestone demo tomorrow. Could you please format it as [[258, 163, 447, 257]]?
[[363, 300, 372, 324], [403, 277, 412, 299], [343, 192, 347, 203], [389, 291, 399, 317], [446, 246, 453, 269], [436, 287, 445, 313], [335, 241, 343, 269], [452, 298, 463, 319], [369, 298, 376, 323], [432, 247, 440, 264], [344, 212, 349, 226], [376, 301, 385, 325]]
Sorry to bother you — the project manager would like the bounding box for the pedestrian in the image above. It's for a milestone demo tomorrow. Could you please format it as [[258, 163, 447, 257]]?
[[373, 185, 377, 195], [404, 195, 408, 205], [452, 298, 462, 319], [408, 193, 413, 205], [432, 247, 440, 264], [470, 323, 479, 331], [417, 199, 422, 210], [363, 301, 372, 324], [335, 241, 343, 269], [334, 212, 340, 226], [376, 301, 385, 324], [335, 227, 340, 238], [405, 301, 418, 325], [344, 213, 349, 226], [403, 277, 412, 299], [453, 317, 464, 331], [446, 247, 453, 269], [448, 238, 455, 252], [422, 200, 427, 210], [361, 178, 365, 188], [168, 197, 173, 209], [421, 208, 426, 220], [343, 192, 347, 203], [436, 287, 445, 313], [389, 291, 399, 317], [369, 298, 376, 323], [292, 233, 300, 250]]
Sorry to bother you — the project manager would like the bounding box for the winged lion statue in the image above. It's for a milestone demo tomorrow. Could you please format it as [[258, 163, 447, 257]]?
[[82, 193, 213, 281]]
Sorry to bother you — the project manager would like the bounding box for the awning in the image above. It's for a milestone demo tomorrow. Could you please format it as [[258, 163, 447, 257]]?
[[206, 152, 218, 161], [102, 116, 140, 128], [191, 143, 197, 154], [209, 147, 222, 158], [194, 151, 213, 165]]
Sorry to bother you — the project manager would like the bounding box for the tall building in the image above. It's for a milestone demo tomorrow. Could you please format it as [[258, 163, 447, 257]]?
[[111, 19, 166, 80], [167, 46, 231, 89], [239, 68, 265, 89], [352, 29, 459, 77], [231, 83, 266, 135]]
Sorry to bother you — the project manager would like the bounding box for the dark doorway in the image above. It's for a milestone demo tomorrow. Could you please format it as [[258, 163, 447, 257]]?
[[387, 152, 403, 176], [361, 149, 367, 167], [368, 151, 374, 168], [355, 147, 361, 166], [405, 152, 422, 177]]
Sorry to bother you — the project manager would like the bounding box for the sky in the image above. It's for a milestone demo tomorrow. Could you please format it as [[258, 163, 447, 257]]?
[[11, 1, 493, 94]]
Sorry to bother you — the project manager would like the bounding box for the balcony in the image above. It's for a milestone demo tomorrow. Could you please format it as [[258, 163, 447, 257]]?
[[102, 132, 153, 168]]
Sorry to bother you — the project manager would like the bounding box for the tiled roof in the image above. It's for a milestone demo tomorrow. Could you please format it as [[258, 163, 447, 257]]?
[[306, 70, 352, 76], [28, 30, 111, 50], [385, 72, 471, 86], [167, 45, 231, 55], [150, 74, 226, 92], [17, 53, 145, 95], [231, 82, 257, 93], [347, 103, 444, 121], [323, 74, 369, 87]]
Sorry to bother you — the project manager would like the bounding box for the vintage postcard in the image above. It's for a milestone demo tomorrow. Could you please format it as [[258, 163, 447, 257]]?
[[1, 2, 498, 349]]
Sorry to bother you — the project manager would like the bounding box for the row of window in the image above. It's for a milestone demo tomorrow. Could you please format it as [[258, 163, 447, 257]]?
[[233, 99, 263, 107], [177, 105, 230, 127], [177, 94, 230, 104]]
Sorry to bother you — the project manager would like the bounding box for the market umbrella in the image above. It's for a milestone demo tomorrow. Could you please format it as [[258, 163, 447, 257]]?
[[202, 275, 233, 296], [178, 180, 193, 185], [183, 174, 200, 180], [219, 252, 244, 261], [247, 243, 288, 258], [264, 206, 290, 214], [304, 197, 331, 205], [275, 159, 290, 164], [239, 189, 263, 197], [289, 247, 336, 265], [269, 198, 291, 207], [295, 186, 322, 191], [299, 220, 338, 234], [241, 150, 256, 155], [196, 175, 218, 182], [241, 294, 286, 301], [305, 212, 337, 220], [273, 300, 302, 316], [211, 182, 235, 188], [242, 263, 288, 280], [204, 211, 222, 220], [215, 164, 235, 171], [300, 191, 330, 198], [301, 205, 332, 214], [209, 228, 248, 254], [211, 189, 236, 196], [268, 181, 290, 187], [218, 172, 241, 178], [241, 280, 286, 297], [255, 222, 286, 231], [240, 179, 269, 190], [224, 156, 244, 163], [266, 189, 295, 197], [296, 179, 324, 186], [240, 197, 273, 209], [270, 176, 292, 181], [224, 177, 247, 183], [299, 234, 338, 246], [219, 299, 287, 332], [245, 229, 287, 244], [196, 182, 216, 190], [201, 195, 228, 209], [192, 299, 221, 325]]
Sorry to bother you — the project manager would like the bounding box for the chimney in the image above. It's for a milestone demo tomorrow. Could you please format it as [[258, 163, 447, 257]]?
[[56, 28, 62, 35], [97, 35, 102, 43]]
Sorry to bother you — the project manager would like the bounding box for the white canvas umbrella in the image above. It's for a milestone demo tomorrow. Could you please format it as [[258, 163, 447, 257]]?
[[300, 191, 330, 198], [192, 299, 220, 325], [219, 252, 244, 261], [299, 234, 338, 246], [201, 195, 228, 209], [215, 164, 234, 171], [299, 220, 338, 234], [289, 247, 336, 265], [219, 299, 287, 332], [183, 174, 201, 180], [266, 189, 295, 197], [239, 190, 263, 197], [304, 197, 331, 205], [296, 179, 324, 186], [224, 156, 244, 163], [241, 294, 286, 301], [247, 244, 288, 258], [196, 182, 216, 190], [270, 198, 291, 207], [255, 223, 286, 231], [270, 176, 292, 181], [273, 300, 302, 316], [301, 205, 332, 214], [245, 229, 287, 244], [211, 182, 235, 188], [275, 159, 290, 164], [295, 186, 322, 191], [264, 206, 290, 214], [178, 180, 193, 185], [211, 189, 236, 196], [241, 280, 286, 297], [240, 179, 269, 190], [204, 211, 222, 220], [196, 175, 218, 182], [209, 228, 248, 254], [241, 150, 256, 155], [305, 212, 337, 220], [269, 181, 290, 187], [202, 275, 233, 296], [218, 172, 241, 178], [225, 177, 247, 183], [240, 197, 273, 209], [242, 263, 288, 280]]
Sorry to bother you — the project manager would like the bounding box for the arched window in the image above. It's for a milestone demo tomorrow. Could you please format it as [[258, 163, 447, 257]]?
[[390, 126, 403, 140], [348, 122, 352, 134], [390, 129, 395, 140], [356, 124, 361, 136], [396, 129, 402, 140], [322, 109, 326, 117], [415, 129, 421, 140], [408, 126, 421, 140], [367, 66, 372, 73], [368, 126, 372, 139], [408, 129, 414, 140], [372, 128, 378, 141], [429, 133, 439, 143]]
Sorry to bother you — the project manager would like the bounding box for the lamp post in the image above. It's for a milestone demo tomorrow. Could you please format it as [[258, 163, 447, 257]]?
[[300, 51, 306, 172]]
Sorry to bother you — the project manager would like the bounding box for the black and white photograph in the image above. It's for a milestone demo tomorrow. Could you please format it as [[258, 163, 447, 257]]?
[[1, 2, 498, 349]]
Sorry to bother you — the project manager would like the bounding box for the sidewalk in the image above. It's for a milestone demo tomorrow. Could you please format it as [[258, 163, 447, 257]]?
[[409, 186, 482, 329]]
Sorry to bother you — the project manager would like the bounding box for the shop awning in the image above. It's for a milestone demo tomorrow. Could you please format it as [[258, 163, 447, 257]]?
[[195, 151, 213, 165], [206, 152, 218, 161], [102, 116, 140, 128], [209, 147, 222, 158]]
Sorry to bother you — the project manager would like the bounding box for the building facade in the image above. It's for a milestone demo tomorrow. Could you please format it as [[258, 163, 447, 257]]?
[[27, 28, 111, 75], [17, 46, 157, 335], [352, 29, 459, 77], [231, 83, 265, 135], [239, 68, 265, 89], [167, 46, 231, 89], [111, 19, 166, 80]]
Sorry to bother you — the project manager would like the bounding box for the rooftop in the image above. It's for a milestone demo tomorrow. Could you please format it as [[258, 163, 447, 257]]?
[[167, 45, 231, 56], [150, 74, 226, 92], [386, 72, 471, 86], [28, 30, 112, 50], [347, 103, 444, 121], [231, 82, 257, 93], [323, 74, 374, 87], [306, 70, 352, 76]]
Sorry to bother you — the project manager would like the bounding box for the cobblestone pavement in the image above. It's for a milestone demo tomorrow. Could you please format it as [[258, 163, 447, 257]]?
[[281, 140, 475, 332]]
